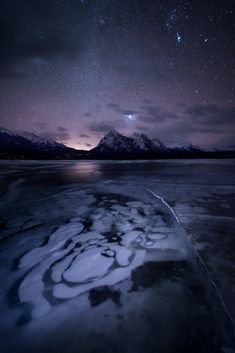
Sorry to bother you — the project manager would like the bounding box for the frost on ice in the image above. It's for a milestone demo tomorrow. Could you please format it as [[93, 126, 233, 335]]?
[[1, 161, 235, 353], [17, 191, 187, 318]]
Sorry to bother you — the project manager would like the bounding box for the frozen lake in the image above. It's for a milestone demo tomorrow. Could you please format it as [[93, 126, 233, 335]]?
[[0, 159, 235, 353]]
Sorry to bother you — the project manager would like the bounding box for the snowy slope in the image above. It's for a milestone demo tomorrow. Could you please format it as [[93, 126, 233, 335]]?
[[0, 127, 83, 158], [92, 130, 134, 153], [167, 142, 203, 153], [92, 130, 168, 155], [132, 133, 167, 152]]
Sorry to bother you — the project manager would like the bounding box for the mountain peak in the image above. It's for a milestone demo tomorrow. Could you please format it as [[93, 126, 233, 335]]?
[[94, 130, 133, 153], [104, 130, 121, 138], [92, 130, 168, 154], [131, 132, 148, 140], [0, 126, 84, 159], [131, 132, 167, 152]]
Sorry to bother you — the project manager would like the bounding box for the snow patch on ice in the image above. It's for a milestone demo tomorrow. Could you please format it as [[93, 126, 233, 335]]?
[[53, 250, 146, 299], [16, 191, 187, 318]]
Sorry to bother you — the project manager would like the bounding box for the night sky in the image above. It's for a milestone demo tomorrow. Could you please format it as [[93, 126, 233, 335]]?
[[0, 0, 234, 149]]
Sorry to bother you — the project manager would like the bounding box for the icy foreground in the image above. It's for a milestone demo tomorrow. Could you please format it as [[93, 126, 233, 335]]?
[[0, 160, 234, 353]]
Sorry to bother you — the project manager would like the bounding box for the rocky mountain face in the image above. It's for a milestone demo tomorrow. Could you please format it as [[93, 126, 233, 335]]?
[[92, 130, 170, 155], [0, 127, 87, 159], [91, 130, 204, 156], [0, 127, 234, 159]]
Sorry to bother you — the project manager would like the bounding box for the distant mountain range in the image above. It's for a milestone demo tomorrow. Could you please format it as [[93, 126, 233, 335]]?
[[91, 130, 205, 156], [0, 127, 88, 159], [0, 127, 234, 159]]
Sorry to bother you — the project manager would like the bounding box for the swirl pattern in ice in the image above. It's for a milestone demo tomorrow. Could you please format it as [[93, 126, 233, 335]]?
[[17, 192, 186, 318]]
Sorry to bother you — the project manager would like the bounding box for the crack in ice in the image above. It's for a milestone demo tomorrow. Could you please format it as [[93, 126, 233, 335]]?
[[146, 187, 235, 328], [146, 187, 180, 223]]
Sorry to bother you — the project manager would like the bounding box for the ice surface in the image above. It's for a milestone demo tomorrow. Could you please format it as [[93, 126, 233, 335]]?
[[19, 192, 185, 314], [63, 248, 114, 283], [12, 187, 189, 320], [19, 245, 74, 317], [19, 222, 84, 269], [0, 160, 234, 353], [54, 250, 146, 299]]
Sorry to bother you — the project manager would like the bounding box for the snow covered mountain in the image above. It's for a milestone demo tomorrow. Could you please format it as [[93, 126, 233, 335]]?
[[92, 130, 134, 154], [91, 130, 235, 158], [0, 127, 86, 159], [92, 130, 169, 156], [132, 133, 167, 152], [1, 127, 234, 159], [167, 142, 203, 153]]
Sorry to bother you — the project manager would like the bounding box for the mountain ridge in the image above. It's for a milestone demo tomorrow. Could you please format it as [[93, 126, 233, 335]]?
[[0, 127, 234, 159], [91, 129, 203, 156], [0, 127, 88, 159]]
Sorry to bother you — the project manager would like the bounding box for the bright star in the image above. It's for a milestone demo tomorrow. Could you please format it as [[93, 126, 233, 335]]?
[[176, 32, 182, 43], [126, 114, 136, 121]]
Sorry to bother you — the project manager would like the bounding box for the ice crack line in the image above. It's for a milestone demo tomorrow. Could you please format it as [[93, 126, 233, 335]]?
[[146, 187, 235, 328], [146, 187, 180, 223]]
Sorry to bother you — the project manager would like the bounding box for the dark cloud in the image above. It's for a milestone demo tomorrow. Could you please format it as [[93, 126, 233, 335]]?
[[136, 125, 150, 132], [217, 133, 235, 147], [57, 126, 67, 132], [140, 120, 195, 143], [132, 111, 222, 145], [106, 103, 122, 113], [141, 106, 160, 116], [106, 102, 137, 117], [0, 0, 87, 79], [176, 102, 187, 108], [79, 134, 90, 138], [88, 120, 124, 134], [139, 106, 179, 123], [142, 98, 153, 105], [185, 104, 235, 125], [137, 116, 157, 123], [107, 102, 180, 124], [39, 130, 71, 142], [83, 112, 92, 117], [35, 122, 47, 130]]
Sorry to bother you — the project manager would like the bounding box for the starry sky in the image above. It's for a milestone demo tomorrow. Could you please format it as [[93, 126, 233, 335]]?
[[0, 0, 234, 149]]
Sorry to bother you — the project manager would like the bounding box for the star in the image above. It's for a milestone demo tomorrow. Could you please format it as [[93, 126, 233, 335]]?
[[176, 32, 182, 43], [126, 114, 136, 121]]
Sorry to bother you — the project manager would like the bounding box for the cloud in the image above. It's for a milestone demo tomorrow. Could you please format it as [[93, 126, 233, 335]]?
[[0, 1, 87, 79], [39, 130, 71, 142], [106, 103, 122, 113], [142, 98, 153, 105], [57, 126, 67, 132], [83, 112, 92, 117], [88, 102, 234, 147], [79, 134, 91, 138], [216, 133, 235, 147], [176, 102, 187, 108], [106, 102, 137, 117], [185, 104, 235, 125], [139, 106, 180, 123], [136, 125, 151, 132], [137, 116, 157, 123], [35, 122, 47, 130], [87, 119, 124, 133], [136, 104, 234, 144]]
